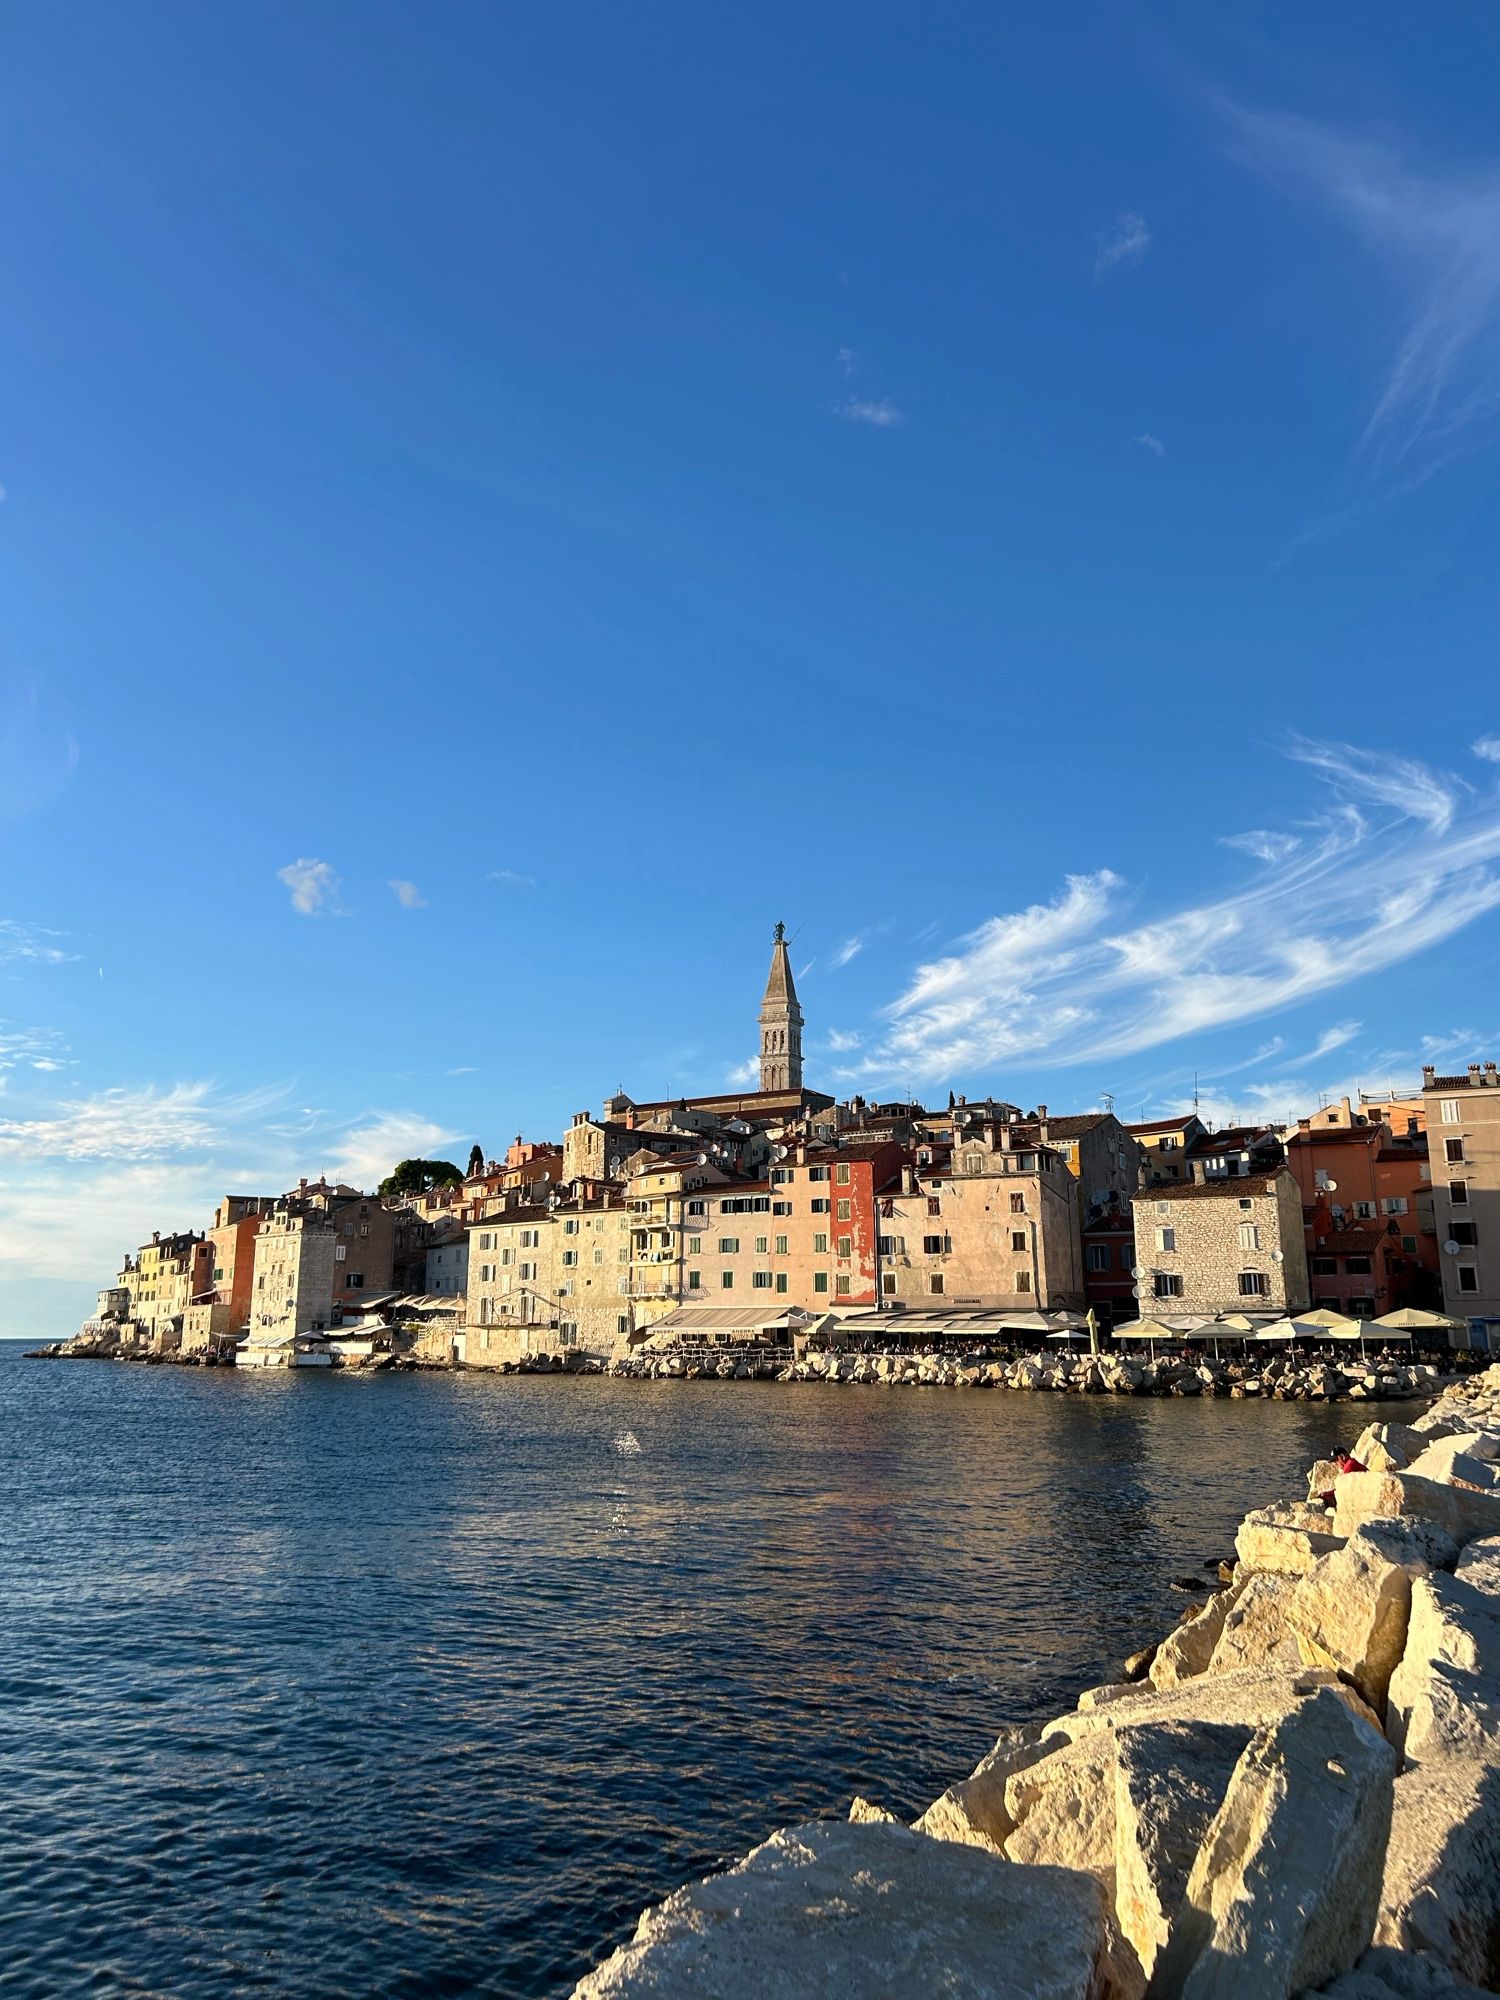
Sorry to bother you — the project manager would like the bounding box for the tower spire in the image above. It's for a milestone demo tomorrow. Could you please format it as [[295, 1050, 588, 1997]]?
[[758, 922, 803, 1093]]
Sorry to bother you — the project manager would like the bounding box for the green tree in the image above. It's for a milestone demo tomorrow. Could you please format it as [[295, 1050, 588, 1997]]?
[[378, 1157, 465, 1198]]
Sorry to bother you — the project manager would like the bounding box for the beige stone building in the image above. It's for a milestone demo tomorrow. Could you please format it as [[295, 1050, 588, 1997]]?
[[879, 1125, 1085, 1311], [116, 1230, 214, 1349], [1423, 1061, 1500, 1338], [1129, 1166, 1310, 1317], [244, 1183, 397, 1343], [466, 1192, 634, 1364]]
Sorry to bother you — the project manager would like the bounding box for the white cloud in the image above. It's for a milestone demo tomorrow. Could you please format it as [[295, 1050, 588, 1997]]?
[[837, 346, 856, 376], [485, 869, 537, 889], [1474, 736, 1500, 764], [277, 857, 342, 916], [0, 919, 75, 965], [856, 741, 1500, 1084], [1094, 211, 1151, 278], [0, 1080, 291, 1164], [725, 1057, 761, 1086], [1134, 433, 1166, 457], [325, 1112, 462, 1187], [1219, 829, 1302, 865], [388, 878, 426, 910], [826, 1028, 863, 1051], [831, 935, 866, 969], [1225, 103, 1500, 479], [0, 1024, 70, 1075], [836, 397, 903, 428]]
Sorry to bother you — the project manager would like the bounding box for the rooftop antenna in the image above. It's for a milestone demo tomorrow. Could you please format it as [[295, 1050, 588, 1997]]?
[[1101, 1091, 1115, 1115], [1192, 1070, 1200, 1114]]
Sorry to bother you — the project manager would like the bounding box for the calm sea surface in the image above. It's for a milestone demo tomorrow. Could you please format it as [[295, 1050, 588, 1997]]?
[[0, 1344, 1398, 1999]]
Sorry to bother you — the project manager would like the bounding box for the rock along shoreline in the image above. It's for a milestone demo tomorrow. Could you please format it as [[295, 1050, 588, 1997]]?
[[568, 1363, 1500, 2000], [26, 1325, 1472, 1405]]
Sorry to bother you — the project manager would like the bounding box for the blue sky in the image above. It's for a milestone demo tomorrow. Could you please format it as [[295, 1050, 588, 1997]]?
[[4, 2, 1500, 1333]]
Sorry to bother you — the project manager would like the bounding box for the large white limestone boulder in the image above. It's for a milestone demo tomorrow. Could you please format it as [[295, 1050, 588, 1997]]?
[[1041, 1664, 1379, 1742], [1310, 1943, 1494, 1996], [1350, 1422, 1432, 1473], [1375, 1747, 1500, 1990], [1204, 1573, 1302, 1676], [1334, 1471, 1500, 1551], [1455, 1530, 1500, 1594], [1004, 1732, 1119, 1884], [1148, 1686, 1397, 1998], [1386, 1568, 1500, 1759], [1235, 1504, 1345, 1577], [567, 1817, 1117, 1999], [1109, 1719, 1252, 1985], [1287, 1518, 1456, 1715], [914, 1721, 1049, 1851], [1149, 1589, 1238, 1689]]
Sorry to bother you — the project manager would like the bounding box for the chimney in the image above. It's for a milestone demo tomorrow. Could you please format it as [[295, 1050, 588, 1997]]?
[[1036, 1103, 1048, 1120], [957, 1094, 966, 1107], [1423, 1065, 1437, 1088], [1469, 1064, 1482, 1084], [901, 1164, 916, 1194], [1487, 1063, 1499, 1085], [1297, 1116, 1311, 1132]]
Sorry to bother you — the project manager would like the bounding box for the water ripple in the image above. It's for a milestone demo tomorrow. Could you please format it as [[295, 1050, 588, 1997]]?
[[0, 1347, 1384, 1998]]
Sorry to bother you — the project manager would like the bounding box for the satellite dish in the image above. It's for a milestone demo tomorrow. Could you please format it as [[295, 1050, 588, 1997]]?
[[1271, 1249, 1284, 1263], [1325, 1180, 1338, 1193], [1130, 1265, 1145, 1279], [1444, 1240, 1462, 1256], [772, 1144, 788, 1161], [1131, 1283, 1146, 1298], [696, 1152, 708, 1166], [538, 1172, 551, 1184]]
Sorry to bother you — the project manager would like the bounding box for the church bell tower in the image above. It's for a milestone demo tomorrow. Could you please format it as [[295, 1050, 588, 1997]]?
[[758, 922, 804, 1093]]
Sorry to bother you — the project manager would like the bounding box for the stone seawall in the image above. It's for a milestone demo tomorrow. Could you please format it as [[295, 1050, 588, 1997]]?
[[605, 1347, 1451, 1403], [568, 1363, 1500, 2000]]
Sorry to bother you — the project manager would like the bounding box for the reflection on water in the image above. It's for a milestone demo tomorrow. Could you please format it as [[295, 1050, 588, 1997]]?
[[0, 1348, 1391, 1999]]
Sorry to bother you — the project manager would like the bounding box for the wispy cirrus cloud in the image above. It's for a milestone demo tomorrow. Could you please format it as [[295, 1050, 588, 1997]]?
[[277, 857, 342, 916], [0, 1080, 293, 1163], [1225, 103, 1500, 481], [0, 1023, 71, 1077], [1134, 432, 1166, 457], [1474, 736, 1500, 765], [486, 868, 537, 889], [326, 1111, 462, 1186], [830, 935, 867, 969], [836, 397, 903, 429], [1094, 211, 1151, 278], [855, 740, 1500, 1084], [0, 919, 76, 966], [1219, 829, 1302, 866]]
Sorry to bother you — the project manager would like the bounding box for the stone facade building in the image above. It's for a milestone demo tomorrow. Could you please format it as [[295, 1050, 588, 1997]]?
[[1423, 1062, 1500, 1340], [246, 1183, 396, 1343], [465, 1193, 632, 1364], [1130, 1166, 1310, 1317], [879, 1125, 1084, 1311]]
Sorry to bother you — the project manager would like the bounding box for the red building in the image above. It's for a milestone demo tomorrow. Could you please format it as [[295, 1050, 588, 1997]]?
[[1285, 1115, 1438, 1315], [1081, 1195, 1136, 1326]]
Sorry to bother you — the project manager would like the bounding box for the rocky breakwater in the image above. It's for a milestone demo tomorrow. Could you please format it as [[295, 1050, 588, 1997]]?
[[609, 1346, 1447, 1402], [570, 1362, 1500, 2000]]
